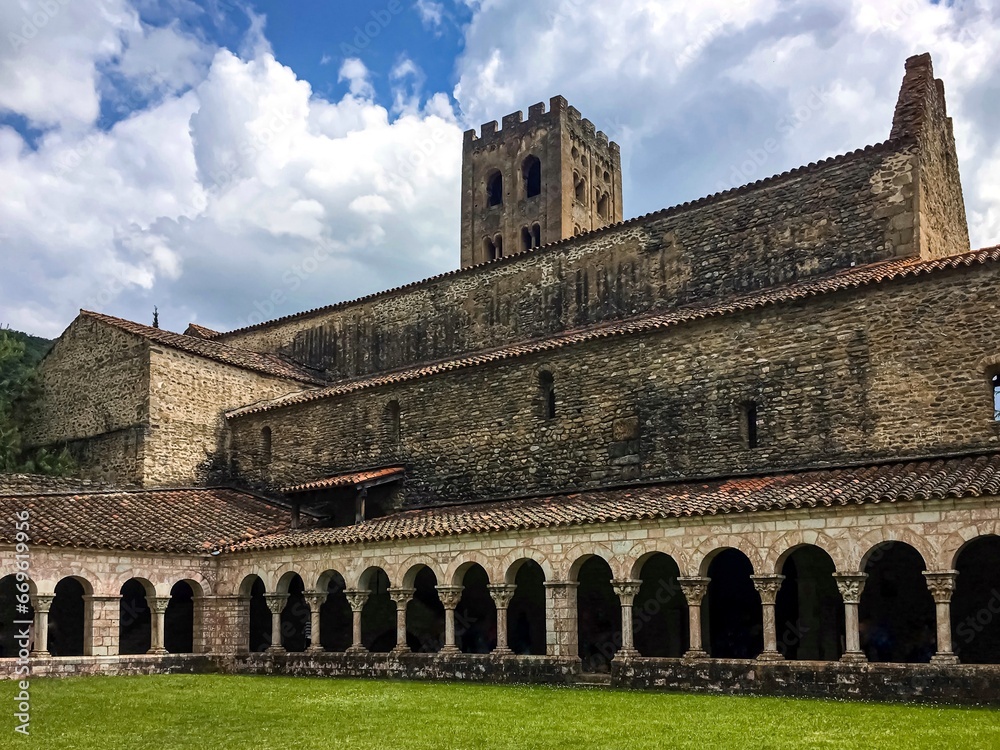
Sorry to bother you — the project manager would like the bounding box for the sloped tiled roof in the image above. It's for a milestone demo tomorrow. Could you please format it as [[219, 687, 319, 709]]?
[[282, 467, 405, 494], [183, 322, 221, 339], [225, 453, 1000, 551], [0, 487, 293, 554], [229, 245, 1000, 418], [80, 310, 326, 386], [214, 141, 902, 340]]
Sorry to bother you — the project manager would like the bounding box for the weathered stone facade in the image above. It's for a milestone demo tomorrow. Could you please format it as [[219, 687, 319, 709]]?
[[4, 54, 1000, 704]]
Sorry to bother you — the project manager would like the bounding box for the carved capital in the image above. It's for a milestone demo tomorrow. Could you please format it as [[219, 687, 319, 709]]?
[[487, 584, 517, 609], [263, 594, 288, 615], [612, 579, 642, 605], [923, 570, 959, 603], [833, 573, 868, 604], [303, 591, 328, 610], [678, 576, 710, 606], [32, 594, 55, 613], [388, 587, 416, 607], [435, 585, 464, 609], [344, 589, 370, 612], [149, 596, 172, 615], [751, 575, 785, 605]]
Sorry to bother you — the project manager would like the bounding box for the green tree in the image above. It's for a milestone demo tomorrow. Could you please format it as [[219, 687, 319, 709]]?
[[0, 329, 73, 475]]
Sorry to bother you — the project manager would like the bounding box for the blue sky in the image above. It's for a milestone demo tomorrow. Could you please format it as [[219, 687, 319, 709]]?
[[1, 0, 998, 338]]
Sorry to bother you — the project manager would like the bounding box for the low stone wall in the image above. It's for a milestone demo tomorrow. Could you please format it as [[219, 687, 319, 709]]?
[[3, 654, 216, 679], [613, 658, 1000, 705]]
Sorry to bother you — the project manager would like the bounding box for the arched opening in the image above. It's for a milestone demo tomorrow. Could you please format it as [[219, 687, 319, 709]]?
[[318, 571, 352, 652], [359, 568, 394, 652], [406, 566, 444, 653], [164, 581, 197, 654], [119, 579, 152, 655], [507, 561, 546, 655], [0, 575, 33, 657], [522, 155, 541, 198], [706, 549, 762, 659], [774, 546, 843, 660], [521, 226, 532, 253], [243, 575, 270, 653], [455, 564, 496, 653], [633, 554, 688, 657], [261, 426, 272, 465], [574, 173, 585, 202], [603, 169, 610, 183], [952, 536, 1000, 663], [486, 171, 503, 207], [385, 400, 401, 445], [494, 234, 504, 259], [859, 542, 935, 663], [50, 577, 89, 656], [596, 191, 609, 220], [538, 370, 556, 420], [279, 574, 309, 652], [531, 223, 541, 248], [575, 556, 620, 672], [483, 237, 497, 262]]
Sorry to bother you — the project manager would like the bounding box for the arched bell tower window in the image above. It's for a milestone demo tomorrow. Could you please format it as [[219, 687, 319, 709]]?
[[574, 172, 585, 202], [486, 170, 503, 207], [484, 237, 497, 262], [522, 155, 541, 198], [597, 191, 609, 220]]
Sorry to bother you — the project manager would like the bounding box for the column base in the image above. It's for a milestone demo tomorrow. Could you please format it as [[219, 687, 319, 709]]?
[[266, 645, 287, 655], [31, 650, 50, 658], [346, 644, 368, 654], [147, 648, 168, 656], [492, 647, 513, 656], [930, 653, 960, 665], [439, 645, 460, 655], [305, 644, 325, 654], [613, 648, 638, 662], [756, 650, 784, 663], [391, 645, 411, 655], [682, 649, 708, 660], [840, 651, 867, 664]]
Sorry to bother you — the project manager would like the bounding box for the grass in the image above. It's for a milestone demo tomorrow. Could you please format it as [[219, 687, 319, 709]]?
[[9, 674, 1000, 749]]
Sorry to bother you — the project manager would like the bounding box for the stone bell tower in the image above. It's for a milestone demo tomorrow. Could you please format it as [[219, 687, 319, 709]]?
[[460, 96, 623, 268]]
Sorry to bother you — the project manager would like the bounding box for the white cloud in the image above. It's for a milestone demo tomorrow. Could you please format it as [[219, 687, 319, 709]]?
[[415, 0, 445, 31]]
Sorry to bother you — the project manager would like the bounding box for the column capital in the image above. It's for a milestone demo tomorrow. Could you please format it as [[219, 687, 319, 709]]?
[[150, 596, 172, 614], [32, 594, 55, 613], [388, 587, 416, 606], [678, 576, 710, 605], [303, 590, 329, 609], [612, 579, 642, 604], [751, 575, 786, 604], [344, 589, 369, 612], [487, 584, 517, 609], [263, 593, 289, 615], [923, 570, 959, 603], [435, 585, 464, 609], [833, 573, 868, 604]]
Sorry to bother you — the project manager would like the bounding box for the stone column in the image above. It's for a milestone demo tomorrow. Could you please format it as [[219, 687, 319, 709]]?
[[436, 585, 464, 654], [544, 580, 579, 658], [31, 594, 54, 657], [263, 594, 288, 654], [303, 591, 328, 653], [344, 589, 369, 653], [488, 584, 517, 655], [149, 596, 171, 655], [678, 577, 709, 658], [834, 573, 868, 663], [388, 587, 415, 654], [202, 595, 245, 654], [612, 579, 642, 660], [87, 595, 119, 656], [751, 575, 786, 662], [923, 570, 960, 665]]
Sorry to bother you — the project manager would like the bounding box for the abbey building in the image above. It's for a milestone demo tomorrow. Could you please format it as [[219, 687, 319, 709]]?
[[2, 54, 1000, 701]]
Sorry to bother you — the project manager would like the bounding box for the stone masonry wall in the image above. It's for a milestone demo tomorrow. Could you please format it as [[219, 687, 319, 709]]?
[[144, 347, 309, 487], [215, 143, 918, 381], [24, 317, 149, 485], [229, 261, 1000, 505]]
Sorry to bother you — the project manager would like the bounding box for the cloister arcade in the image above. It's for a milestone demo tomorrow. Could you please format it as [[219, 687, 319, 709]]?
[[5, 533, 1000, 670]]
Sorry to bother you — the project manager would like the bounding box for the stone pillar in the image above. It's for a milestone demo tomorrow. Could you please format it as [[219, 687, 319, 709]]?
[[923, 570, 960, 665], [834, 573, 868, 663], [202, 595, 245, 654], [263, 594, 288, 654], [303, 591, 328, 653], [149, 597, 171, 655], [31, 594, 54, 657], [612, 579, 641, 660], [488, 584, 517, 655], [436, 585, 464, 654], [543, 580, 579, 658], [87, 595, 119, 656], [388, 587, 415, 654], [678, 577, 709, 658], [344, 589, 369, 653], [751, 575, 785, 662]]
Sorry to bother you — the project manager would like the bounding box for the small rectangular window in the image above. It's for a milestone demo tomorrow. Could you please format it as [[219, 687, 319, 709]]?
[[993, 373, 1000, 422], [740, 401, 759, 449]]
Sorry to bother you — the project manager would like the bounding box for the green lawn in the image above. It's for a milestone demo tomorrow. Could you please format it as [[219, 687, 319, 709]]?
[[9, 675, 1000, 749]]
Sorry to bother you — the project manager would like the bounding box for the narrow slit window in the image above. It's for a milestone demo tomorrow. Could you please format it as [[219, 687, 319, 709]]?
[[993, 373, 1000, 421], [261, 426, 272, 465], [539, 371, 556, 420], [740, 402, 759, 449], [532, 223, 541, 248], [386, 400, 401, 444]]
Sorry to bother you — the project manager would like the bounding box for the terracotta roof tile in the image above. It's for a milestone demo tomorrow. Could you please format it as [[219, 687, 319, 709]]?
[[0, 487, 293, 554], [225, 453, 1000, 552], [183, 323, 221, 339], [282, 467, 405, 494], [229, 245, 1000, 418], [81, 311, 326, 386]]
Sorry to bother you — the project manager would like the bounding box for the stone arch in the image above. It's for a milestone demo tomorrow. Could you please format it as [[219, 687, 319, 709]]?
[[0, 575, 34, 657], [522, 154, 541, 198], [769, 532, 846, 574], [506, 557, 546, 656], [774, 544, 843, 661], [944, 521, 1000, 569], [119, 577, 154, 655], [164, 579, 203, 654], [501, 548, 554, 583], [454, 563, 496, 653], [854, 529, 936, 572], [632, 552, 688, 658], [358, 565, 393, 591], [278, 572, 309, 652], [406, 565, 444, 653], [50, 576, 92, 657], [485, 169, 503, 207], [275, 570, 303, 595], [398, 558, 443, 589], [695, 539, 763, 577], [951, 534, 1000, 663], [705, 548, 762, 658], [448, 553, 497, 586], [358, 566, 394, 652], [240, 574, 270, 653], [239, 573, 267, 597], [565, 545, 616, 581]]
